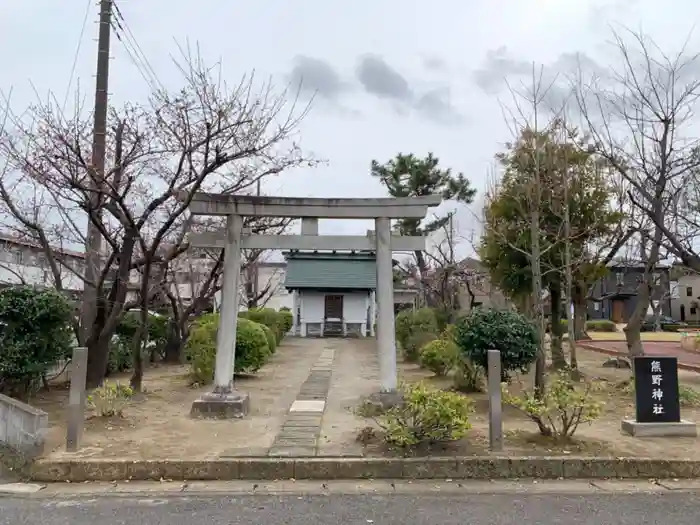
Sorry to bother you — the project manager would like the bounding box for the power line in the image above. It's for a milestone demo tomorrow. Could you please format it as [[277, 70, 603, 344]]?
[[110, 0, 164, 93], [62, 0, 93, 113]]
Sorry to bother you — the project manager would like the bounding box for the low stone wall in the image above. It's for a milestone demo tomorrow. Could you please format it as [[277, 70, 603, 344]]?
[[29, 457, 700, 482], [0, 393, 48, 459]]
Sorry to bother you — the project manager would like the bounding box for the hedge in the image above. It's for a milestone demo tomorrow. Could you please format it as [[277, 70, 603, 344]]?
[[185, 313, 271, 385]]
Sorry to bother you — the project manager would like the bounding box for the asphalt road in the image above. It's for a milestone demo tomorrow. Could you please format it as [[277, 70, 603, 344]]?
[[1, 493, 699, 525]]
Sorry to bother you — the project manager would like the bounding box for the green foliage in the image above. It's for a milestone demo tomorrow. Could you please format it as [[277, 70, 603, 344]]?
[[371, 153, 476, 239], [502, 373, 603, 439], [395, 308, 439, 351], [239, 308, 286, 342], [455, 308, 538, 380], [440, 324, 457, 342], [0, 287, 73, 398], [185, 313, 219, 385], [479, 121, 622, 300], [586, 319, 617, 332], [109, 311, 170, 372], [107, 338, 132, 374], [419, 339, 459, 376], [404, 331, 438, 363], [185, 314, 271, 384], [680, 385, 700, 407], [234, 318, 271, 373], [88, 382, 134, 417], [260, 323, 277, 353], [377, 382, 474, 447], [277, 309, 293, 334], [452, 356, 484, 393]]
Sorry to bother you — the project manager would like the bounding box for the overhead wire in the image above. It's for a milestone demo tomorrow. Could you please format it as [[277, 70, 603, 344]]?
[[110, 0, 165, 93], [62, 0, 93, 114]]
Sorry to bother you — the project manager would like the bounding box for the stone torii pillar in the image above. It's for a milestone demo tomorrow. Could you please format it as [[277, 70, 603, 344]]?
[[183, 193, 441, 418]]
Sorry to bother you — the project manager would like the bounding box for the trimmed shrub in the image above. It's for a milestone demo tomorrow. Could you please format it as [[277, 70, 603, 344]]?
[[234, 318, 271, 373], [0, 287, 73, 398], [419, 339, 459, 376], [395, 308, 439, 360], [586, 319, 616, 332], [260, 323, 277, 353], [454, 308, 538, 381], [186, 314, 272, 384], [240, 308, 285, 342], [278, 309, 293, 334], [377, 381, 474, 446], [185, 313, 219, 385], [404, 331, 438, 363]]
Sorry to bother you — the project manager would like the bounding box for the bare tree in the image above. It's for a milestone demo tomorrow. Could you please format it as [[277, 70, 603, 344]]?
[[0, 54, 315, 388], [573, 28, 700, 355]]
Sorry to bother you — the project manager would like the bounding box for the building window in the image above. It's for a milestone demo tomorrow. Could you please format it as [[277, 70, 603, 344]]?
[[616, 272, 624, 285], [594, 302, 600, 311], [687, 286, 693, 297], [12, 249, 23, 264], [691, 307, 697, 316]]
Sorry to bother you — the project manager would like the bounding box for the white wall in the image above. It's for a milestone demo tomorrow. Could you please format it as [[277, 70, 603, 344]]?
[[300, 291, 325, 324], [298, 291, 370, 323]]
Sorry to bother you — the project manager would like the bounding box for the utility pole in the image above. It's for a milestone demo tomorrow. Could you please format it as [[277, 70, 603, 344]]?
[[81, 0, 113, 343]]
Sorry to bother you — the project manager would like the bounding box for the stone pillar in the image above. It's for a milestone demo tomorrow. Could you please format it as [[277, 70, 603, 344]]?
[[291, 289, 298, 335], [191, 214, 250, 419], [301, 217, 318, 235], [369, 290, 376, 336], [375, 217, 397, 392]]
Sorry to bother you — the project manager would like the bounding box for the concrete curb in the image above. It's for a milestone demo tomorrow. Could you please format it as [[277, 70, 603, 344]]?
[[28, 457, 700, 482], [578, 342, 700, 373]]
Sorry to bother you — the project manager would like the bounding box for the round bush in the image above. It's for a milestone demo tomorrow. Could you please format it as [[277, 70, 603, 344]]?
[[278, 309, 293, 333], [419, 339, 459, 376], [395, 308, 439, 350], [185, 314, 219, 385], [0, 287, 73, 398], [240, 308, 285, 342], [235, 318, 271, 373], [260, 323, 277, 353], [455, 308, 538, 380], [404, 331, 438, 362]]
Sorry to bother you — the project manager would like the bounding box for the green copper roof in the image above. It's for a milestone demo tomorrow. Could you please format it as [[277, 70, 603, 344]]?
[[284, 251, 377, 290]]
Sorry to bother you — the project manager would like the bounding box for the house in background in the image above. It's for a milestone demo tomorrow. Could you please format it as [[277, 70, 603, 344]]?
[[588, 262, 672, 323], [0, 232, 86, 292], [284, 251, 376, 337], [282, 250, 418, 337], [456, 257, 509, 314], [669, 264, 700, 322]]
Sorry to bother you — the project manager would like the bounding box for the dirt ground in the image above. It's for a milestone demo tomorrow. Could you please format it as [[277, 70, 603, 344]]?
[[34, 338, 322, 460], [352, 345, 700, 459], [27, 337, 700, 461]]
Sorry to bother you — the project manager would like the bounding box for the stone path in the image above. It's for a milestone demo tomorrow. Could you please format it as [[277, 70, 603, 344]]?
[[268, 345, 336, 457]]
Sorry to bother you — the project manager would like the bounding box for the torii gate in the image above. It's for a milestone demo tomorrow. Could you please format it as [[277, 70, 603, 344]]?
[[185, 193, 441, 418]]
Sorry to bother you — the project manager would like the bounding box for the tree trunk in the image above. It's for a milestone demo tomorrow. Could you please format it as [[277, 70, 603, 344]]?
[[573, 284, 590, 341], [625, 285, 649, 357], [163, 317, 184, 363], [85, 337, 111, 388], [549, 280, 568, 369], [130, 325, 145, 391]]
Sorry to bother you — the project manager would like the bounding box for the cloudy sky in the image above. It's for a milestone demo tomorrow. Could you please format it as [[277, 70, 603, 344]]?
[[1, 0, 699, 250]]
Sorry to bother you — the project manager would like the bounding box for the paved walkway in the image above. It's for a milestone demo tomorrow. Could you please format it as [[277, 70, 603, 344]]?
[[266, 338, 380, 457], [268, 344, 337, 457]]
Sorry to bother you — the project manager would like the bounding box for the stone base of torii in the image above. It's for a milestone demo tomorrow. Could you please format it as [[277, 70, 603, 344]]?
[[182, 193, 441, 418]]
